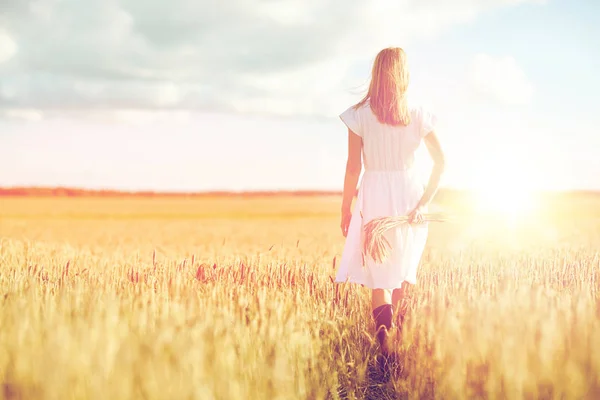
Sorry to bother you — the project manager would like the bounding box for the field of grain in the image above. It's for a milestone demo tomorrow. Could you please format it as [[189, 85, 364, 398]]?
[[1, 195, 599, 399]]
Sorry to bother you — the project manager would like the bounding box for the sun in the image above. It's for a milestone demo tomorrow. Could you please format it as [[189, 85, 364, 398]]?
[[474, 184, 535, 217], [470, 169, 538, 219]]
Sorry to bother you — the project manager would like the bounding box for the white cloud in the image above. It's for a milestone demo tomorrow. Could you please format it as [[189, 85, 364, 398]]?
[[0, 31, 17, 64], [0, 0, 543, 118], [2, 108, 43, 121], [469, 53, 534, 106]]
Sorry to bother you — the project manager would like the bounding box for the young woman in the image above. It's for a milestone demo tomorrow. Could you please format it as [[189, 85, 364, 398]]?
[[335, 47, 445, 354]]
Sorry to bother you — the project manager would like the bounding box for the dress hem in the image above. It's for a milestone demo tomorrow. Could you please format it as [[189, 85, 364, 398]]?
[[334, 277, 416, 290]]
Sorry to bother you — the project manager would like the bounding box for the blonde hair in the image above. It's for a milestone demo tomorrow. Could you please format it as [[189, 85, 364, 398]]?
[[356, 47, 411, 126]]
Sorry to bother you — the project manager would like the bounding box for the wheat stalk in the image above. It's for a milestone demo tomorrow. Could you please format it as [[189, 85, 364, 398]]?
[[362, 213, 448, 264]]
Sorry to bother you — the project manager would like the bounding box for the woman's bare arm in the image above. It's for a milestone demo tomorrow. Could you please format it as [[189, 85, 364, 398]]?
[[415, 131, 445, 209], [340, 129, 362, 235], [341, 129, 362, 211]]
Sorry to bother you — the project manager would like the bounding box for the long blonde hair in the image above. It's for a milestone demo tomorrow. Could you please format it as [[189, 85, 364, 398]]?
[[356, 47, 411, 126]]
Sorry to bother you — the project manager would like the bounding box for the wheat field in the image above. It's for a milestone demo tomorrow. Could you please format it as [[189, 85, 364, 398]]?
[[0, 194, 599, 400]]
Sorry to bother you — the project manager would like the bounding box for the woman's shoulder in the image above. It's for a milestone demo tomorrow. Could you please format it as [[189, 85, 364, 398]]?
[[408, 103, 437, 124], [340, 100, 371, 122], [407, 103, 428, 116], [352, 100, 374, 121], [344, 99, 370, 114], [408, 103, 437, 136]]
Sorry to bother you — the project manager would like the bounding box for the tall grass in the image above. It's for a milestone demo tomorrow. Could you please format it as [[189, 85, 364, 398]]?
[[0, 196, 599, 399]]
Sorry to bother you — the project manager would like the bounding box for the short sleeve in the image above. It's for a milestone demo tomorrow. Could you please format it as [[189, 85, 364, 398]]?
[[420, 107, 437, 138], [339, 105, 362, 137]]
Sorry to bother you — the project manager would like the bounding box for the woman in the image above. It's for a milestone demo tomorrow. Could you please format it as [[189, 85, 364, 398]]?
[[335, 47, 445, 354]]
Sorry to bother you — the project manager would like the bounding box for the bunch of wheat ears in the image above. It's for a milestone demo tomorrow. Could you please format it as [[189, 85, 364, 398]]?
[[362, 213, 448, 264]]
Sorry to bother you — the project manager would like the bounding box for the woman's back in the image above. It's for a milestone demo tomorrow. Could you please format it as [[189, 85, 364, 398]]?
[[340, 101, 435, 172]]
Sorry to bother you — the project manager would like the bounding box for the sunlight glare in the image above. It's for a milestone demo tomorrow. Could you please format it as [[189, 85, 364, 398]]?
[[475, 185, 535, 217], [471, 168, 538, 219]]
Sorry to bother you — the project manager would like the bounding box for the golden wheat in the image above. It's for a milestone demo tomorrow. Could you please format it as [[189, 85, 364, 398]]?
[[0, 196, 598, 399]]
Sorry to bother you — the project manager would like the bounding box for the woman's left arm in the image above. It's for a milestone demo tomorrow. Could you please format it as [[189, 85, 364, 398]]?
[[408, 131, 445, 223], [340, 129, 363, 236]]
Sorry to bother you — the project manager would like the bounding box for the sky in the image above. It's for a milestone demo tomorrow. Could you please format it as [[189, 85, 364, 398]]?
[[0, 0, 599, 192]]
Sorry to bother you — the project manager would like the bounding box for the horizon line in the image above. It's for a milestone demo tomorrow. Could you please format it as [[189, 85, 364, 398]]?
[[1, 186, 599, 197]]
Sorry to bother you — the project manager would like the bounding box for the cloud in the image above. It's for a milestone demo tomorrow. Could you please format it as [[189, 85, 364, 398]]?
[[469, 53, 534, 106], [0, 31, 17, 64], [0, 0, 542, 119], [1, 108, 43, 121]]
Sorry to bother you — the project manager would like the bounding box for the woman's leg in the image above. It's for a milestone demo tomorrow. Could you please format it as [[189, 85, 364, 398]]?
[[372, 289, 393, 353], [392, 282, 413, 328], [372, 288, 392, 310]]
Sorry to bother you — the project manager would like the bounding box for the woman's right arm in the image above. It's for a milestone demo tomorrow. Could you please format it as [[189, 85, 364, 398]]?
[[409, 131, 445, 222]]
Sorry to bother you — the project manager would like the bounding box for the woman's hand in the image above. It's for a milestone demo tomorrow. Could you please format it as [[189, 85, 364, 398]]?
[[341, 208, 352, 237], [408, 205, 425, 224]]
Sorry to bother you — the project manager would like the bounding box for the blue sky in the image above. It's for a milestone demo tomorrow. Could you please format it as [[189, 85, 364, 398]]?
[[0, 0, 598, 192]]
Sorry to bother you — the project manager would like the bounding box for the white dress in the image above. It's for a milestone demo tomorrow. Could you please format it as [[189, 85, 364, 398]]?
[[335, 101, 437, 290]]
